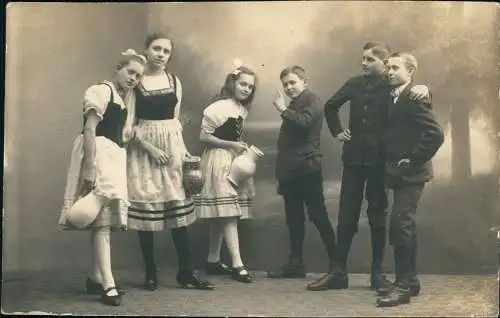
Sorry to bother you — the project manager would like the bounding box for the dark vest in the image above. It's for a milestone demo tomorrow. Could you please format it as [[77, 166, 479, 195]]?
[[82, 82, 128, 147], [134, 73, 178, 120]]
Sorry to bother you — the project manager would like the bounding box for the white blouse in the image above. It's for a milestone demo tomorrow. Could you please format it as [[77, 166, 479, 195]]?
[[201, 99, 248, 135]]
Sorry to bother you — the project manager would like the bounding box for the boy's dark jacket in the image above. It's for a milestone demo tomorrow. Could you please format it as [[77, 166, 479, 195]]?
[[275, 89, 323, 181], [324, 75, 391, 166], [382, 82, 444, 184]]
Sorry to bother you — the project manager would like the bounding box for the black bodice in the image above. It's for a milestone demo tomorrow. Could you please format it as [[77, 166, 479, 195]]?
[[134, 74, 178, 120], [213, 116, 244, 141], [82, 82, 128, 147]]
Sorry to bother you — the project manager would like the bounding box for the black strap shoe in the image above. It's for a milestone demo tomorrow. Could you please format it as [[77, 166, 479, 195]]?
[[86, 277, 125, 295], [232, 266, 252, 283], [101, 287, 122, 307], [206, 261, 233, 276], [177, 270, 215, 290]]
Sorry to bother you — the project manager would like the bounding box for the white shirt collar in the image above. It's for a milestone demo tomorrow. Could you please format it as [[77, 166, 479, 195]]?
[[391, 81, 410, 103]]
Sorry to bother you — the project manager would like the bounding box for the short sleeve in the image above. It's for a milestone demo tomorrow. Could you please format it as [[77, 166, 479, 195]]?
[[200, 101, 229, 134], [83, 84, 112, 120]]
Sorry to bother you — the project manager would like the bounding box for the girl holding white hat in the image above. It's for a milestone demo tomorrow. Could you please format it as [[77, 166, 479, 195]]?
[[58, 49, 146, 306]]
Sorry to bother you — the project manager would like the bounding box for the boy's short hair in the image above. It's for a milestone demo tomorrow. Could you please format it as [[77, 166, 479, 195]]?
[[363, 41, 391, 60], [389, 52, 418, 72], [280, 65, 307, 81]]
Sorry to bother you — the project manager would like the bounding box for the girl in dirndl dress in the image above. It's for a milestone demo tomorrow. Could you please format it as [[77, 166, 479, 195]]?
[[195, 62, 257, 283], [126, 33, 213, 291], [58, 50, 146, 306]]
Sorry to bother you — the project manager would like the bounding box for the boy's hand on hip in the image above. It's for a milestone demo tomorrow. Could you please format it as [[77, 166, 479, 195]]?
[[397, 158, 411, 169], [336, 129, 351, 142]]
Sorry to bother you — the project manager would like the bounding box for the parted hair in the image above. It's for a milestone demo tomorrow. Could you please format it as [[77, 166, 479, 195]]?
[[363, 41, 391, 60], [389, 52, 418, 72], [279, 65, 308, 82]]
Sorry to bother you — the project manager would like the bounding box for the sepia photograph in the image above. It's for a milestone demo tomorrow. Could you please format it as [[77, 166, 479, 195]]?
[[3, 1, 500, 316]]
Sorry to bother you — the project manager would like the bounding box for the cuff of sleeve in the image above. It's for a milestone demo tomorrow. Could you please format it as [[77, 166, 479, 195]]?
[[280, 109, 290, 119], [83, 104, 104, 121]]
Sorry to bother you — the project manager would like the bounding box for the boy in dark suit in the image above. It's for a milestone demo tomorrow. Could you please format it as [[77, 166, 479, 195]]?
[[267, 66, 337, 287], [317, 41, 430, 292], [376, 52, 444, 307]]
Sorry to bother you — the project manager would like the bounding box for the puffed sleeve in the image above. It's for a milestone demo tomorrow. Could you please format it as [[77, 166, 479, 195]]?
[[83, 84, 112, 120], [200, 100, 228, 134]]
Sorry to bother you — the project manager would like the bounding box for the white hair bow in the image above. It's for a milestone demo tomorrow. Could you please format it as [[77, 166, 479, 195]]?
[[121, 48, 147, 64], [231, 58, 243, 75]]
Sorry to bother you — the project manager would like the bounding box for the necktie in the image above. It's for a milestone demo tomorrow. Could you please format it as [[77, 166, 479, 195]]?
[[390, 89, 398, 104], [388, 89, 398, 118]]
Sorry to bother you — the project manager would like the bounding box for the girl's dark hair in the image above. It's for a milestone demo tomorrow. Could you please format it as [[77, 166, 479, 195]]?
[[212, 66, 258, 107], [143, 32, 174, 69], [144, 32, 173, 49], [279, 65, 308, 81]]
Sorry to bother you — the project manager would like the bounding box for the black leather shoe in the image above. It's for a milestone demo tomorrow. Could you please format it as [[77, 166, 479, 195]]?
[[101, 287, 122, 307], [144, 271, 158, 291], [86, 277, 125, 295], [408, 277, 421, 296], [267, 260, 306, 279], [206, 261, 233, 276], [177, 270, 215, 290], [306, 271, 348, 291], [232, 266, 252, 283], [376, 284, 411, 307], [377, 277, 421, 297], [370, 273, 392, 294]]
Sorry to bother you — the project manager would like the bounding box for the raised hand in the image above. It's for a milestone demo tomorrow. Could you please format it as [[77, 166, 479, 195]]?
[[273, 89, 287, 113]]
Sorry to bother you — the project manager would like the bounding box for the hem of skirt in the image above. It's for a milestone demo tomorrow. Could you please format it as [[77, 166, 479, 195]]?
[[128, 198, 193, 212], [127, 223, 167, 232], [128, 202, 195, 222], [127, 210, 196, 222], [58, 224, 127, 231], [128, 215, 197, 231], [197, 213, 244, 219], [198, 215, 252, 220]]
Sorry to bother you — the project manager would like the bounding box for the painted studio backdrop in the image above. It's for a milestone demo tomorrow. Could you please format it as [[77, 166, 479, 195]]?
[[4, 2, 499, 275]]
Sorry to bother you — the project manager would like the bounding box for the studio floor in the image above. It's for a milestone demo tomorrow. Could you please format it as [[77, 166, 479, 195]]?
[[2, 269, 498, 316]]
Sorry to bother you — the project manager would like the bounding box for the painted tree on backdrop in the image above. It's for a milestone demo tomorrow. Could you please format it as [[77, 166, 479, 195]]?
[[292, 2, 497, 184]]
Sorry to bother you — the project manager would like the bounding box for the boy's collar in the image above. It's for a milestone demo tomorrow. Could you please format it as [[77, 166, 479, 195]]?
[[291, 88, 309, 101]]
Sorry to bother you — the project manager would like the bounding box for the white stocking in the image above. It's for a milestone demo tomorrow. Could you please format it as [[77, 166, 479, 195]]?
[[92, 227, 117, 296], [223, 217, 246, 273], [207, 219, 224, 263], [89, 233, 102, 283]]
